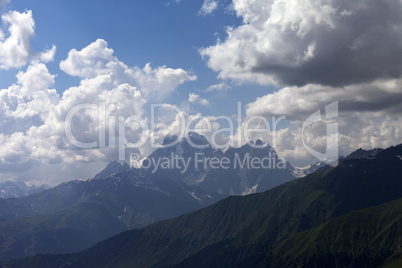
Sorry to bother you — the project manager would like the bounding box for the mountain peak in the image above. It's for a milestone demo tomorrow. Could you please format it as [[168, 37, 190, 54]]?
[[185, 132, 209, 146], [255, 139, 264, 146], [162, 134, 179, 146], [106, 161, 122, 168], [162, 132, 210, 147], [255, 139, 270, 147], [346, 147, 383, 160], [93, 161, 130, 180]]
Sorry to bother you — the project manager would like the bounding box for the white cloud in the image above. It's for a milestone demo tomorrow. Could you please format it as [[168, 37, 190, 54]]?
[[0, 65, 147, 184], [0, 63, 58, 126], [188, 92, 210, 106], [241, 76, 402, 164], [0, 10, 55, 70], [0, 38, 198, 185], [2, 1, 402, 185], [39, 45, 56, 63], [134, 63, 197, 99], [199, 98, 210, 106], [188, 92, 199, 103], [144, 109, 225, 154], [199, 0, 218, 15], [200, 0, 402, 87], [0, 10, 34, 69], [198, 0, 402, 166], [60, 39, 196, 99], [205, 82, 229, 92], [166, 0, 181, 6], [227, 107, 402, 166], [16, 63, 55, 94], [60, 39, 117, 78], [245, 79, 402, 120], [0, 63, 59, 166]]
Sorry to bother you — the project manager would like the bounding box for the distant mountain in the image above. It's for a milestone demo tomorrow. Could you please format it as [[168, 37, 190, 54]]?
[[0, 167, 223, 261], [288, 160, 327, 178], [345, 147, 383, 160], [11, 143, 402, 267], [92, 160, 130, 180], [0, 181, 49, 199], [0, 133, 320, 262], [138, 132, 297, 195]]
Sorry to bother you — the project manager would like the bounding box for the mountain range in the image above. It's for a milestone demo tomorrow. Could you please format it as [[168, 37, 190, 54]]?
[[3, 142, 401, 267], [0, 132, 309, 261], [140, 132, 310, 195], [0, 167, 224, 261], [0, 181, 49, 199]]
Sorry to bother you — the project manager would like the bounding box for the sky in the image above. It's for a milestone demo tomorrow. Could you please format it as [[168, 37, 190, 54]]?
[[0, 0, 402, 186]]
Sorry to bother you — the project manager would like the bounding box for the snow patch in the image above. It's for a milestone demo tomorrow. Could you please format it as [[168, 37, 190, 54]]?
[[396, 155, 402, 161], [292, 165, 311, 178], [242, 184, 258, 195], [189, 192, 201, 200], [197, 175, 206, 183]]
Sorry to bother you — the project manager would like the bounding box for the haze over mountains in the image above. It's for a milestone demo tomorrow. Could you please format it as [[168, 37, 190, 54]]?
[[2, 141, 401, 267], [1, 0, 402, 267], [0, 182, 49, 199], [0, 133, 313, 261], [141, 132, 303, 195]]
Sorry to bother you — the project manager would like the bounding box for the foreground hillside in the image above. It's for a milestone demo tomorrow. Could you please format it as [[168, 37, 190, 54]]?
[[262, 197, 402, 267], [3, 143, 402, 267]]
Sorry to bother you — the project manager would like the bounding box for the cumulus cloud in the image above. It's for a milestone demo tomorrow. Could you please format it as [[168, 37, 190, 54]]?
[[60, 39, 117, 78], [0, 10, 55, 69], [147, 108, 226, 152], [199, 0, 218, 15], [134, 63, 197, 99], [227, 106, 402, 166], [0, 39, 197, 185], [242, 77, 402, 164], [245, 79, 402, 120], [0, 64, 147, 183], [0, 63, 59, 164], [2, 1, 402, 185], [200, 0, 402, 87], [198, 0, 402, 165], [188, 93, 210, 106], [0, 63, 58, 131], [60, 39, 196, 99]]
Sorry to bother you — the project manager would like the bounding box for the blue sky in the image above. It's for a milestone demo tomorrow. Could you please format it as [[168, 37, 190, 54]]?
[[1, 0, 270, 116], [1, 0, 402, 185]]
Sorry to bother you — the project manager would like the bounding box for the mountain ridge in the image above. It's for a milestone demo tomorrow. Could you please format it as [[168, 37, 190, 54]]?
[[0, 168, 223, 261], [6, 142, 401, 267], [138, 132, 298, 195]]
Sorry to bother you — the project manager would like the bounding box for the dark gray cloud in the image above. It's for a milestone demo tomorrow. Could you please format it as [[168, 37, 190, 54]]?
[[201, 0, 402, 87]]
